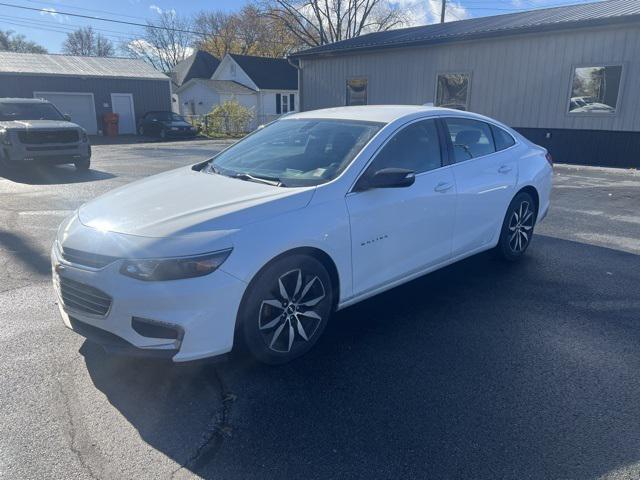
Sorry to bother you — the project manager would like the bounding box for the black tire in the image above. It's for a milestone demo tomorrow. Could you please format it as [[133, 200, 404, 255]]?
[[239, 254, 334, 365], [496, 191, 537, 261], [74, 157, 91, 171]]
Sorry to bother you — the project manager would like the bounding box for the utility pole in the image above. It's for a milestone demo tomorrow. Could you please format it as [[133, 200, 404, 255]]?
[[440, 0, 446, 23]]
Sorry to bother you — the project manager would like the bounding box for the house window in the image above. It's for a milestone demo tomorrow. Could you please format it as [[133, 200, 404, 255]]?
[[435, 73, 470, 111], [346, 78, 367, 106], [282, 94, 289, 113], [569, 65, 622, 114]]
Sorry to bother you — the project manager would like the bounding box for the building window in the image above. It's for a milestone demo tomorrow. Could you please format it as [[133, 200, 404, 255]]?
[[569, 65, 622, 114], [435, 73, 470, 111], [282, 94, 289, 113], [346, 78, 367, 106]]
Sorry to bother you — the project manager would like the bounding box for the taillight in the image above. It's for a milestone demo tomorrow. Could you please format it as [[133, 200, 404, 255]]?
[[545, 152, 553, 167]]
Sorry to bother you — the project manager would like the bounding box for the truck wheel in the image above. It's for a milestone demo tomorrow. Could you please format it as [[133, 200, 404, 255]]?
[[74, 157, 91, 171]]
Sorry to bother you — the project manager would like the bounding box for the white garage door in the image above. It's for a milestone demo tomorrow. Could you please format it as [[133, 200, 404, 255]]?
[[34, 92, 98, 134]]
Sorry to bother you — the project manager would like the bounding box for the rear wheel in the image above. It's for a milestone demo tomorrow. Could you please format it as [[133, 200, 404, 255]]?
[[496, 191, 536, 261], [239, 254, 334, 365]]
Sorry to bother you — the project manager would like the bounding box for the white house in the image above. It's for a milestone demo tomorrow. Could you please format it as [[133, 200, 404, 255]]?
[[173, 53, 299, 128]]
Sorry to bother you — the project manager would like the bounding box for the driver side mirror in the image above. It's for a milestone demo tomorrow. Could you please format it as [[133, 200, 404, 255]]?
[[63, 113, 72, 121], [355, 168, 415, 191]]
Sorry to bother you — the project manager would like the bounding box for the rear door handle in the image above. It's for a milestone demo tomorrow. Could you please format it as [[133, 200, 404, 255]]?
[[498, 165, 513, 174], [434, 182, 453, 193]]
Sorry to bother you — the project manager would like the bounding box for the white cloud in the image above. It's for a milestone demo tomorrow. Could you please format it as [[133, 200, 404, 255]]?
[[40, 7, 58, 17], [39, 7, 68, 23], [149, 4, 163, 14]]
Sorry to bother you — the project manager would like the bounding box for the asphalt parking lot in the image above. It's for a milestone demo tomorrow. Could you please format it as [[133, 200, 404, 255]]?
[[1, 140, 639, 480]]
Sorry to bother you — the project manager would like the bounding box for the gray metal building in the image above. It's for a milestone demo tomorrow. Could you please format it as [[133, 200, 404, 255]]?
[[0, 52, 171, 135], [290, 0, 640, 168]]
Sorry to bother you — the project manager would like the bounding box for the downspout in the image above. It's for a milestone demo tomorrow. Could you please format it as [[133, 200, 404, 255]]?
[[288, 56, 302, 112]]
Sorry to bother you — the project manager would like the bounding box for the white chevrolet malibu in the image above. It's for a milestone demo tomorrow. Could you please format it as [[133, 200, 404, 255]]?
[[52, 106, 552, 364]]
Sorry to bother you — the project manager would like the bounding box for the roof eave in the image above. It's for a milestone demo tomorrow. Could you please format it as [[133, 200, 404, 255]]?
[[0, 71, 169, 81], [290, 14, 640, 59]]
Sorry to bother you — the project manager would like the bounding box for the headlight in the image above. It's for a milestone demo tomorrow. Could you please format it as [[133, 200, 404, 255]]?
[[120, 249, 232, 281]]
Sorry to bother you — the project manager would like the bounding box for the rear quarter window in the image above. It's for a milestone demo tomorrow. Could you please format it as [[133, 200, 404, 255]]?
[[491, 125, 516, 151]]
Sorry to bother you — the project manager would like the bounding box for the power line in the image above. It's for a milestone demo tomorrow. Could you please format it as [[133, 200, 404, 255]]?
[[0, 1, 296, 47], [22, 0, 150, 22], [0, 2, 205, 36]]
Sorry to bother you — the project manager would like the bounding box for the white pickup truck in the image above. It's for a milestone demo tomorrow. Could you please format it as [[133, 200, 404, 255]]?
[[0, 98, 91, 171]]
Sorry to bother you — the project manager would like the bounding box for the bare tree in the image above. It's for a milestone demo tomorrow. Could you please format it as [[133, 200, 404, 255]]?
[[0, 30, 47, 53], [263, 0, 409, 48], [121, 11, 193, 72], [62, 27, 115, 57], [194, 5, 297, 58]]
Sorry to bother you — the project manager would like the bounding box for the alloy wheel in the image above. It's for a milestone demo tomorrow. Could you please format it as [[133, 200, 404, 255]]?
[[508, 200, 534, 253], [258, 269, 326, 353]]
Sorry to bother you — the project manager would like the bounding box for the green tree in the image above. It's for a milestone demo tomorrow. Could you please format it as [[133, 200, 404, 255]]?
[[0, 30, 47, 53]]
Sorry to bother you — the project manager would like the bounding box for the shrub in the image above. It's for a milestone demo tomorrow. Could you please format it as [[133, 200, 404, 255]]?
[[204, 99, 254, 137]]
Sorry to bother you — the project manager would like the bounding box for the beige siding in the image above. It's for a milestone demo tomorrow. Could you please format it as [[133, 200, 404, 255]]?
[[299, 24, 640, 131]]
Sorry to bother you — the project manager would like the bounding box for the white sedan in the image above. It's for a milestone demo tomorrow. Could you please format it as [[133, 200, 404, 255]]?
[[51, 106, 553, 364]]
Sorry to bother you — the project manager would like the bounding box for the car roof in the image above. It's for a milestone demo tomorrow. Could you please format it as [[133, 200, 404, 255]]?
[[0, 97, 51, 104], [286, 105, 485, 124]]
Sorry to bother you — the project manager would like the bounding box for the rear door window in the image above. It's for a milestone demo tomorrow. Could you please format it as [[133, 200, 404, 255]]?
[[444, 117, 496, 163]]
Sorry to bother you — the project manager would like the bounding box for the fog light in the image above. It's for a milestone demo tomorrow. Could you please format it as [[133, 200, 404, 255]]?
[[132, 317, 183, 341]]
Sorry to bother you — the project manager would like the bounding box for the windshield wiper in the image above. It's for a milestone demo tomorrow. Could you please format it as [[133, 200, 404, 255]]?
[[232, 172, 285, 187]]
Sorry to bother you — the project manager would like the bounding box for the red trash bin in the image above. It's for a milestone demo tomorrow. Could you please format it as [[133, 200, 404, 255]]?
[[102, 112, 119, 137]]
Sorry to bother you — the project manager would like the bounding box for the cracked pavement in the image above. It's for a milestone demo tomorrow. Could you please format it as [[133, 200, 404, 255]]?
[[1, 140, 639, 479]]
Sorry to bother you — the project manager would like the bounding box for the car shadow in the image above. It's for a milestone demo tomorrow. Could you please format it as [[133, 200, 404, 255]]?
[[81, 235, 640, 479], [0, 229, 51, 276], [0, 164, 115, 185]]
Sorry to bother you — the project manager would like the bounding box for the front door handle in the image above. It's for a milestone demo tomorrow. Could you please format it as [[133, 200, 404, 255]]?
[[434, 182, 453, 193], [498, 165, 513, 174]]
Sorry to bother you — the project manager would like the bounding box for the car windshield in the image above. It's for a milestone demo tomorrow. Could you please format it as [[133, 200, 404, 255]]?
[[152, 112, 186, 121], [203, 118, 384, 187], [0, 102, 64, 121]]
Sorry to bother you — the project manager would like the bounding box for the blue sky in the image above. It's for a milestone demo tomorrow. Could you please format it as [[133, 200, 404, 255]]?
[[1, 0, 594, 53]]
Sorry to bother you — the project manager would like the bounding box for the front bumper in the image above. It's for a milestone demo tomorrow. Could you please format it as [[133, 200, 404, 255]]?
[[165, 129, 197, 138], [51, 242, 247, 362], [2, 140, 91, 164]]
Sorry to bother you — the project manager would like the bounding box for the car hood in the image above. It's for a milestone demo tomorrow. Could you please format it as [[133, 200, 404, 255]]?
[[0, 120, 81, 130], [78, 166, 315, 238]]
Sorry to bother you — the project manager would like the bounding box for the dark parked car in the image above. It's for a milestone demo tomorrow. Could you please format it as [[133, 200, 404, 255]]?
[[0, 98, 91, 170], [137, 111, 197, 139]]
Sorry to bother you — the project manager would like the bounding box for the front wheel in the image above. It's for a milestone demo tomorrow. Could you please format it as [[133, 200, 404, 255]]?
[[496, 191, 536, 261], [74, 157, 90, 171], [239, 254, 334, 365]]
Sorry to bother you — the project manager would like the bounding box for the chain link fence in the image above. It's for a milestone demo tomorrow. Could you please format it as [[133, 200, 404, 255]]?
[[182, 113, 281, 138]]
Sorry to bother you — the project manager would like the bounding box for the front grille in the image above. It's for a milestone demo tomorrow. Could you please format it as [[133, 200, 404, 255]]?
[[18, 130, 79, 144], [61, 246, 118, 269], [58, 276, 112, 316]]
